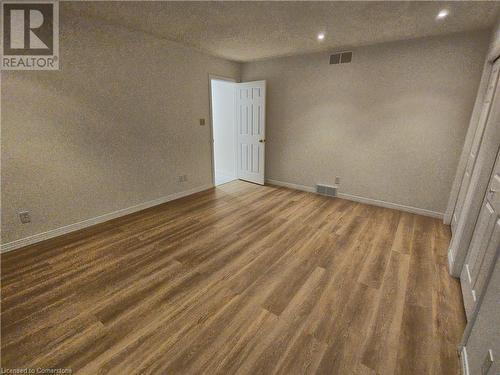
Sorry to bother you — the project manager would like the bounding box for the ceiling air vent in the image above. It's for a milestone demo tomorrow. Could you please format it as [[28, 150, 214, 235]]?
[[330, 51, 353, 65], [316, 184, 337, 197]]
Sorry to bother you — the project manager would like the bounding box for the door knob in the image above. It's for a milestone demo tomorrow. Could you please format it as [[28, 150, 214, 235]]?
[[259, 139, 266, 143]]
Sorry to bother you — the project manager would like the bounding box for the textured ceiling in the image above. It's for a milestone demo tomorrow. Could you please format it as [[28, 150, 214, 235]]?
[[64, 1, 500, 62]]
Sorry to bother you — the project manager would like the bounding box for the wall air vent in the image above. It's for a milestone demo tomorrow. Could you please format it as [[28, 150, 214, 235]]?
[[329, 53, 341, 65], [316, 184, 337, 197], [330, 51, 353, 65]]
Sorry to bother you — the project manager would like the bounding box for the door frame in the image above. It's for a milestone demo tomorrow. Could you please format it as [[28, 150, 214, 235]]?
[[444, 60, 494, 226], [458, 246, 500, 360], [448, 56, 500, 277], [445, 42, 500, 226], [208, 74, 237, 187], [459, 145, 500, 319]]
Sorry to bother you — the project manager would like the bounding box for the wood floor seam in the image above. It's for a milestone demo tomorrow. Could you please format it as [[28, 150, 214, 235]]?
[[1, 181, 465, 375]]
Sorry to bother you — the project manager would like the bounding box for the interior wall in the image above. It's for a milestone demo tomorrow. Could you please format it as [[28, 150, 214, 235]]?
[[488, 19, 500, 61], [1, 8, 240, 245], [211, 80, 236, 179], [241, 30, 490, 214]]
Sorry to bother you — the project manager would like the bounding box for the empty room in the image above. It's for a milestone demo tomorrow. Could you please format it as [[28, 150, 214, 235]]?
[[2, 1, 500, 374]]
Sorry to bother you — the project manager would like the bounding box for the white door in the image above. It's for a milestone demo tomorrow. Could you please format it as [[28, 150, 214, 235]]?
[[235, 81, 266, 185], [460, 147, 500, 319], [452, 61, 500, 232]]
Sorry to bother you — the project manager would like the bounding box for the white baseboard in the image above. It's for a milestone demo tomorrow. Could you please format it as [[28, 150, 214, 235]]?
[[0, 184, 213, 253], [337, 192, 444, 219], [266, 178, 444, 219], [266, 179, 316, 193], [2, 179, 444, 253]]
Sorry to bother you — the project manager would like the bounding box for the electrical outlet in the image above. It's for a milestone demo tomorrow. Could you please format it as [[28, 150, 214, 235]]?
[[19, 211, 31, 224], [178, 175, 188, 183], [335, 176, 341, 185], [199, 118, 206, 126]]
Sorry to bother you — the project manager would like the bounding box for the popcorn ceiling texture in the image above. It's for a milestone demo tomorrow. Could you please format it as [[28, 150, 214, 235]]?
[[65, 1, 499, 62]]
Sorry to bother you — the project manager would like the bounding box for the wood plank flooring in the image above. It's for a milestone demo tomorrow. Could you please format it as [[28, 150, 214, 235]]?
[[1, 181, 466, 374]]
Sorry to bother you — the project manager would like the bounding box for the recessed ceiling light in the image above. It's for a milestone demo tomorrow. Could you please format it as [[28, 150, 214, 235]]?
[[437, 9, 449, 19], [317, 32, 325, 41]]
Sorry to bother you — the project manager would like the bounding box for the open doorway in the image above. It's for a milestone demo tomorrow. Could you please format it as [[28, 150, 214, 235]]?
[[210, 77, 238, 186], [210, 77, 267, 186]]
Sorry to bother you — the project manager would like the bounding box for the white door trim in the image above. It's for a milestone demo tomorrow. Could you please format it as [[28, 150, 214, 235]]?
[[448, 61, 500, 277], [460, 346, 470, 375], [445, 36, 500, 226], [444, 60, 493, 225], [208, 74, 237, 187]]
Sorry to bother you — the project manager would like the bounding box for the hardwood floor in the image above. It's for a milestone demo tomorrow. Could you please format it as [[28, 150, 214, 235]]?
[[1, 181, 466, 374]]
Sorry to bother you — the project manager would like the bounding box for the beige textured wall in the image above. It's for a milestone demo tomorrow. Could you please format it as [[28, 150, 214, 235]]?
[[242, 30, 490, 213], [488, 19, 500, 61], [1, 10, 240, 244]]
